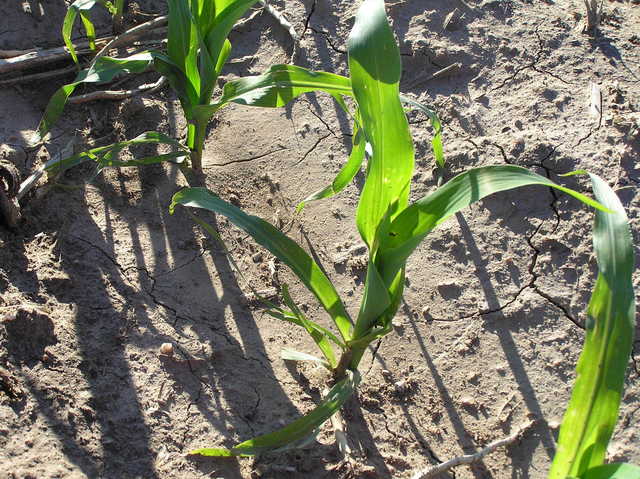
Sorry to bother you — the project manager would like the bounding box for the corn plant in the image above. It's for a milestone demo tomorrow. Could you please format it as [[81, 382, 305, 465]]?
[[63, 0, 127, 64], [169, 0, 638, 473], [38, 0, 263, 174]]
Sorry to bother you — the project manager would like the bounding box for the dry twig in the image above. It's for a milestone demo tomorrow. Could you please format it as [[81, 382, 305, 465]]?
[[0, 38, 112, 75], [67, 76, 167, 104], [88, 15, 168, 69], [409, 420, 536, 479], [258, 0, 299, 60]]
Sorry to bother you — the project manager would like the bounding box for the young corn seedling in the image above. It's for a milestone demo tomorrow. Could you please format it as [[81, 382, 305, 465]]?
[[64, 0, 127, 64], [169, 0, 637, 468], [37, 0, 264, 174]]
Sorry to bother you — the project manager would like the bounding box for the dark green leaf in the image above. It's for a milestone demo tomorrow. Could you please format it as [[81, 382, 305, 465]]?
[[63, 0, 99, 65], [34, 53, 155, 142]]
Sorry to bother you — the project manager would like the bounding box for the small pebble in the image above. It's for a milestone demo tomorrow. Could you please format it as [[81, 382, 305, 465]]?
[[159, 343, 174, 356], [548, 419, 561, 430], [459, 395, 477, 408]]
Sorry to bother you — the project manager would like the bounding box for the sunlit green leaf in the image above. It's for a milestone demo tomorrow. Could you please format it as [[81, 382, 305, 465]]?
[[549, 174, 635, 478], [378, 165, 608, 285], [170, 188, 353, 341], [349, 0, 414, 250]]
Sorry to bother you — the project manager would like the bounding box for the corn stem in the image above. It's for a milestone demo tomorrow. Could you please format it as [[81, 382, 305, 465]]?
[[188, 120, 208, 172]]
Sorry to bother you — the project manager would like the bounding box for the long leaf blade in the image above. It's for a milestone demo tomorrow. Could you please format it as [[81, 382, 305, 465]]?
[[215, 64, 352, 110], [549, 174, 636, 478], [170, 188, 353, 341], [379, 165, 608, 284], [348, 0, 414, 250], [191, 370, 360, 456]]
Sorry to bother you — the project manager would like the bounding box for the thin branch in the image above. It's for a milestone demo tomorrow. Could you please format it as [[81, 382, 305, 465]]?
[[0, 65, 77, 85], [410, 420, 536, 479], [88, 15, 168, 69], [67, 76, 167, 104], [258, 0, 299, 61], [0, 38, 112, 75]]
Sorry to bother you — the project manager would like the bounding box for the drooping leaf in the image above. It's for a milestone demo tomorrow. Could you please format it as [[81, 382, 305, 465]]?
[[34, 53, 155, 142], [170, 188, 353, 341], [278, 284, 339, 368], [297, 123, 366, 211], [191, 370, 360, 456], [378, 165, 608, 285], [549, 174, 636, 478], [23, 132, 187, 186], [280, 348, 328, 365], [400, 95, 444, 169], [214, 64, 352, 110], [348, 0, 414, 250]]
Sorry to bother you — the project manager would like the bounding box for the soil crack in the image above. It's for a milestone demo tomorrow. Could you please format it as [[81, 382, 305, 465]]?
[[489, 26, 569, 92], [295, 132, 332, 165], [212, 147, 287, 167], [309, 27, 347, 55]]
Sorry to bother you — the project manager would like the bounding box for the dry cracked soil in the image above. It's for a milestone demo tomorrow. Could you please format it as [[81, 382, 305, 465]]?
[[1, 0, 639, 478]]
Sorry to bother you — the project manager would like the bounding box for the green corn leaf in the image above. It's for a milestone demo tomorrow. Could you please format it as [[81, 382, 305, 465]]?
[[349, 0, 414, 250], [378, 165, 608, 285], [152, 52, 196, 109], [549, 174, 635, 478], [348, 264, 405, 368], [167, 0, 200, 96], [63, 0, 100, 65], [400, 95, 444, 169], [278, 284, 339, 367], [579, 464, 640, 479], [34, 53, 155, 142], [352, 263, 390, 339], [213, 64, 352, 110], [265, 308, 345, 351], [198, 0, 259, 103], [170, 187, 353, 341], [297, 124, 366, 211], [190, 370, 360, 456], [280, 348, 328, 366], [30, 131, 186, 177]]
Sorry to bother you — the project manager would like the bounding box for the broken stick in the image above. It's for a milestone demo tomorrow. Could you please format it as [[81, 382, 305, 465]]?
[[410, 420, 536, 479]]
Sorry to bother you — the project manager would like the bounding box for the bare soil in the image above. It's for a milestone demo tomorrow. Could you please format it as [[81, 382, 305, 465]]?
[[1, 1, 639, 478]]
